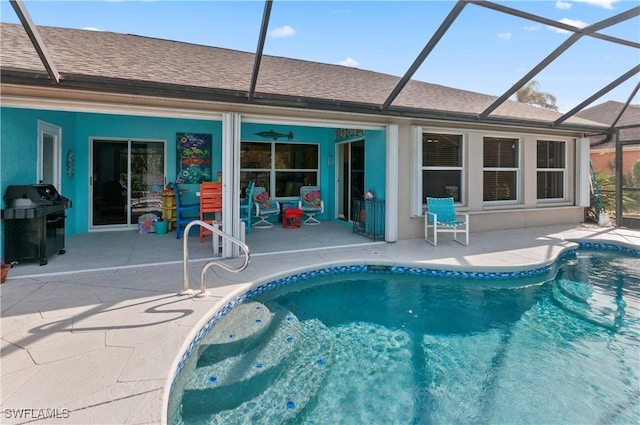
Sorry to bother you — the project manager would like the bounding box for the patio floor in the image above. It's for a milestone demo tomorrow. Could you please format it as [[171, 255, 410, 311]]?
[[1, 223, 639, 424], [5, 220, 371, 279]]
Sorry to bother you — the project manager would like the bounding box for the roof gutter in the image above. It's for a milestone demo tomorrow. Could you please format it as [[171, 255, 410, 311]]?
[[0, 70, 609, 134], [589, 132, 613, 148]]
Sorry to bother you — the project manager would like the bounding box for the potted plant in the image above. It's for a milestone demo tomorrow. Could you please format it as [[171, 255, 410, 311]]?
[[1, 260, 17, 284]]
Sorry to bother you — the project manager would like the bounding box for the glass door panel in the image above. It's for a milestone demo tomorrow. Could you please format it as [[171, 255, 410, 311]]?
[[130, 141, 165, 223], [92, 140, 128, 226], [92, 140, 165, 227], [41, 134, 55, 184], [337, 139, 365, 222], [350, 140, 365, 221]]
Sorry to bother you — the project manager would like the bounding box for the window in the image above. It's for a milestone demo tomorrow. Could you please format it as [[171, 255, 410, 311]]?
[[241, 141, 319, 198], [483, 136, 519, 202], [537, 140, 566, 200], [422, 133, 463, 202]]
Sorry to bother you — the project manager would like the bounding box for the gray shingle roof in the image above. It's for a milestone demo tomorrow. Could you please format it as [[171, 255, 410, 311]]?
[[1, 23, 606, 129], [576, 100, 640, 147]]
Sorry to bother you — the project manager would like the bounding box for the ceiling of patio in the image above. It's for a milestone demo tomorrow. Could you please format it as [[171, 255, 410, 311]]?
[[7, 0, 640, 134]]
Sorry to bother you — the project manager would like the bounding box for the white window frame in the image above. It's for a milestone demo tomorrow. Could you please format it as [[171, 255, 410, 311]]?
[[536, 139, 568, 202], [482, 135, 521, 205], [240, 141, 320, 200], [411, 126, 466, 216]]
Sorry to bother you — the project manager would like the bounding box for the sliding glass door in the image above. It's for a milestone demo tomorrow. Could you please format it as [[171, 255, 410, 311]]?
[[91, 139, 165, 228]]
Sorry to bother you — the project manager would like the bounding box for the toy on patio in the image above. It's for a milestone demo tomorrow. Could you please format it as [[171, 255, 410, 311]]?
[[155, 219, 168, 235], [1, 260, 18, 284], [138, 212, 160, 234]]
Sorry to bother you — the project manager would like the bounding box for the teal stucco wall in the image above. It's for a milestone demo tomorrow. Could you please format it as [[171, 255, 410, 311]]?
[[1, 107, 222, 245], [1, 106, 388, 260]]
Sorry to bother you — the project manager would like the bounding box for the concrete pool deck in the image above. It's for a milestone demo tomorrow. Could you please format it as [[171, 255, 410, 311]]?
[[1, 224, 639, 424]]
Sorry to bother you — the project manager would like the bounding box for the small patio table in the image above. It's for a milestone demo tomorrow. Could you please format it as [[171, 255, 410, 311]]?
[[282, 208, 302, 229]]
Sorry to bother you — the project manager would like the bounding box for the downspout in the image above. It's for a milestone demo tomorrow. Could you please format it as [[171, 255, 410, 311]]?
[[615, 129, 622, 227], [589, 132, 613, 148]]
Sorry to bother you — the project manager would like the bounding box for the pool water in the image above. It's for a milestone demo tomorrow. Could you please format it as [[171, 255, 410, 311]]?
[[169, 250, 640, 424]]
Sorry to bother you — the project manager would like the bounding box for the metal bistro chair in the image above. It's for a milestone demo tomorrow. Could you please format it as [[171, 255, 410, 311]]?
[[424, 197, 469, 246], [252, 186, 280, 228], [239, 181, 255, 234], [298, 185, 324, 225], [173, 183, 200, 239]]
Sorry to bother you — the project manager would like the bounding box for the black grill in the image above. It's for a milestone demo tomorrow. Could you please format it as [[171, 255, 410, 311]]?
[[2, 184, 72, 266]]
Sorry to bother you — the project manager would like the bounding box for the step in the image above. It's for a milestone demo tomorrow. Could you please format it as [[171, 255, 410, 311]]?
[[179, 305, 304, 415], [187, 318, 334, 424], [196, 301, 272, 366], [552, 278, 620, 331], [418, 329, 508, 425]]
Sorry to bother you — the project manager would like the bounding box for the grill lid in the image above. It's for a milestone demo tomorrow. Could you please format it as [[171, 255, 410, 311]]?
[[4, 184, 67, 207]]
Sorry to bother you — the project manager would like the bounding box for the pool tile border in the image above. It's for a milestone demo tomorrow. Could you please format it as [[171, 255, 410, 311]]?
[[578, 241, 640, 256]]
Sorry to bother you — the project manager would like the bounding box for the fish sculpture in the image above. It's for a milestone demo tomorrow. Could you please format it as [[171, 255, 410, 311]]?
[[254, 130, 294, 140]]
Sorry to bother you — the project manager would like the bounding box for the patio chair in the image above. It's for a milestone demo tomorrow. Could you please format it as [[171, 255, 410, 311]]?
[[252, 186, 280, 228], [424, 197, 469, 246], [298, 185, 324, 225], [239, 181, 255, 234], [173, 183, 199, 239], [199, 182, 222, 243]]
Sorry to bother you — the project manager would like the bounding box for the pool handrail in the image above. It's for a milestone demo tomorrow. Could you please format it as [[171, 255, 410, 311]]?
[[181, 219, 250, 296]]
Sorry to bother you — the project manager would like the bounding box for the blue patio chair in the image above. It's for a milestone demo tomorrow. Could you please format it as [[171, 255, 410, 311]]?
[[298, 185, 324, 225], [425, 197, 469, 246], [173, 183, 200, 239], [239, 181, 255, 234], [252, 186, 280, 228]]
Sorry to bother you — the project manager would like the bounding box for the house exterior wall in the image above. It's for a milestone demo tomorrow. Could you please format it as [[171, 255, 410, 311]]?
[[591, 147, 640, 175], [1, 106, 223, 239], [1, 87, 588, 258], [240, 122, 336, 220], [394, 121, 585, 240], [1, 107, 78, 233]]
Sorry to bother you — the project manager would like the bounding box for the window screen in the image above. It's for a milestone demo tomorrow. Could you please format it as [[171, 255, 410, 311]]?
[[483, 137, 519, 202], [422, 133, 463, 202]]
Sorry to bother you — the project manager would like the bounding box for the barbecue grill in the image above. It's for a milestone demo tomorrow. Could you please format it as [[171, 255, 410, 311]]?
[[2, 184, 72, 265]]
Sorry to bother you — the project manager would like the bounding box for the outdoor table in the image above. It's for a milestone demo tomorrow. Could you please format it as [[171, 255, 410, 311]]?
[[282, 208, 302, 229]]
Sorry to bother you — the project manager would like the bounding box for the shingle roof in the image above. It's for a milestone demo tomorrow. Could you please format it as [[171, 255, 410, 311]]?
[[576, 100, 640, 147], [0, 23, 606, 130]]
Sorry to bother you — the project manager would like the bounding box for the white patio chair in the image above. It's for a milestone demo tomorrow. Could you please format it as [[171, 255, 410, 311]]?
[[424, 197, 469, 246]]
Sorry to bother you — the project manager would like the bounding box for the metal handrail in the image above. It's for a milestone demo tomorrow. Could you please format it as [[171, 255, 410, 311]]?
[[180, 220, 250, 297]]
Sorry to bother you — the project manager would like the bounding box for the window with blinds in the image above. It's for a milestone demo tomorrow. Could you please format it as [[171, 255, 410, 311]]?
[[537, 140, 566, 200], [483, 136, 519, 202], [422, 133, 463, 202]]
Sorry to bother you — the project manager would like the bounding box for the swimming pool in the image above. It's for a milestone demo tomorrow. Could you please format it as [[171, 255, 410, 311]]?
[[168, 245, 639, 424]]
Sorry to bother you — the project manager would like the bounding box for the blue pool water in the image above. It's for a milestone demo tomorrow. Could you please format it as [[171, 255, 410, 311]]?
[[168, 249, 640, 424]]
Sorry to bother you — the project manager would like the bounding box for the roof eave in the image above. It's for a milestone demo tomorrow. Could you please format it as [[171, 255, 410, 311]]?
[[0, 70, 608, 133]]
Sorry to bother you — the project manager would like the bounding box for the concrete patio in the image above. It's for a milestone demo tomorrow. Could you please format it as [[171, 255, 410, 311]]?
[[1, 223, 639, 424]]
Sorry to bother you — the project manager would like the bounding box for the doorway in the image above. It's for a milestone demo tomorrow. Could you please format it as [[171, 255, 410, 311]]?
[[91, 139, 166, 228], [37, 120, 62, 189], [337, 139, 365, 222]]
